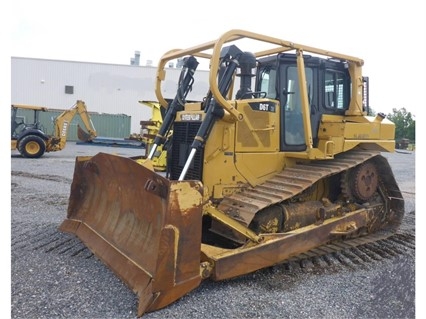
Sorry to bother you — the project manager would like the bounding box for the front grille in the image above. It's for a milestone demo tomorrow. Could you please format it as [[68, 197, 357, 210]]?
[[169, 122, 203, 181]]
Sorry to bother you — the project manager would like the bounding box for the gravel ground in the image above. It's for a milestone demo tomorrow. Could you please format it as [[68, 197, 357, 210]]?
[[10, 143, 416, 319]]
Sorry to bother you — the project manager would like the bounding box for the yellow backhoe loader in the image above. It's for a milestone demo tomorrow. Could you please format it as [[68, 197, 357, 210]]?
[[11, 100, 97, 158], [59, 30, 404, 317]]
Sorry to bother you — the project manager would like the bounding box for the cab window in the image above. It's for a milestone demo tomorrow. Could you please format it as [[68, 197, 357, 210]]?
[[324, 70, 348, 109], [259, 67, 277, 99]]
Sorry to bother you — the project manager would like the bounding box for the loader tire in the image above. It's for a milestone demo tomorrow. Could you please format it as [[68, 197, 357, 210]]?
[[19, 135, 46, 158]]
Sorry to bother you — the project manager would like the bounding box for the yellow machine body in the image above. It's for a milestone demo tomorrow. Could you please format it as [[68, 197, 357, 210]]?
[[135, 100, 168, 171], [59, 30, 404, 317]]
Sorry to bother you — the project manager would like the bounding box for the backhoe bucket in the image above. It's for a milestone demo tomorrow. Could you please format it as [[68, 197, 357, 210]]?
[[77, 124, 94, 142], [59, 153, 204, 316]]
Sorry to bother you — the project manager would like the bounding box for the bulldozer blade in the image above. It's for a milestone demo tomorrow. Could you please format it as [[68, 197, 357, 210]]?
[[59, 153, 204, 316], [77, 124, 93, 142]]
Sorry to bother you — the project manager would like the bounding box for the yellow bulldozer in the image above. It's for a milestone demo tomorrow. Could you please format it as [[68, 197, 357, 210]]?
[[11, 100, 97, 158], [59, 30, 404, 317]]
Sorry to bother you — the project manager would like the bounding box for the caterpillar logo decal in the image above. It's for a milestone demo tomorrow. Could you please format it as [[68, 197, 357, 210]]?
[[248, 101, 276, 112], [180, 113, 202, 121]]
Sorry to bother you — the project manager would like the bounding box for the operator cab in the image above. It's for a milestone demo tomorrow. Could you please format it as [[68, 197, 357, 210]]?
[[11, 105, 44, 138], [256, 54, 352, 151]]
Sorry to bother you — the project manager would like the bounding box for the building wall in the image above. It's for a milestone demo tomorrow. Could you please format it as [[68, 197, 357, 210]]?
[[11, 57, 210, 134]]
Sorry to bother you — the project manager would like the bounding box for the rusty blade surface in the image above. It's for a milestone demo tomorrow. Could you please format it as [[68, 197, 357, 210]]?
[[59, 153, 204, 316]]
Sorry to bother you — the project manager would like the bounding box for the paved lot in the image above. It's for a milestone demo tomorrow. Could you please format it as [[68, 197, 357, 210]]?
[[10, 143, 416, 319]]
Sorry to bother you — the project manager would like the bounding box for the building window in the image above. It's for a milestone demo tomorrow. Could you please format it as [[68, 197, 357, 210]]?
[[65, 85, 74, 94]]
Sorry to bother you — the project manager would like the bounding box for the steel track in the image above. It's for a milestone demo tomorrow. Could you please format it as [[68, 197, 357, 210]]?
[[12, 221, 414, 273]]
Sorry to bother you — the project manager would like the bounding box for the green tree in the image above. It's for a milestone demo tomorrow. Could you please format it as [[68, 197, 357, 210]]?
[[387, 108, 415, 142]]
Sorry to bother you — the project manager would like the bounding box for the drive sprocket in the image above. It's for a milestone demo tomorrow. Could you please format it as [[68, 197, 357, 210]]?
[[341, 161, 379, 202]]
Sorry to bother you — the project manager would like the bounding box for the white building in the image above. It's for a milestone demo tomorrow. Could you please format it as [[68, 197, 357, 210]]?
[[11, 56, 210, 134]]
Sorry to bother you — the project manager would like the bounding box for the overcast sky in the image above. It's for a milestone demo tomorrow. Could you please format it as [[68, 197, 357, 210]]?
[[3, 0, 425, 117]]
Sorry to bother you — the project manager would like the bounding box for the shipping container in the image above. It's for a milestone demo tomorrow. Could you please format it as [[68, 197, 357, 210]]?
[[15, 108, 131, 141]]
